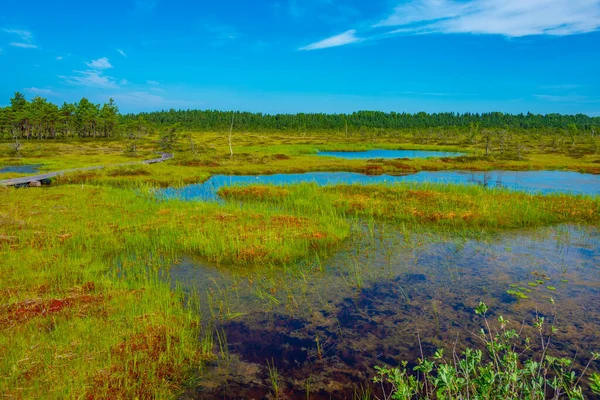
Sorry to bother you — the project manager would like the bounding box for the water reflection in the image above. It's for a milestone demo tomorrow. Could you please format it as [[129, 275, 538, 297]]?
[[172, 224, 600, 398], [160, 170, 600, 202], [316, 149, 465, 159]]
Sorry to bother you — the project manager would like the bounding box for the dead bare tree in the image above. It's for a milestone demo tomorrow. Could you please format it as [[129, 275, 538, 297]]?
[[228, 114, 234, 158], [10, 137, 21, 156]]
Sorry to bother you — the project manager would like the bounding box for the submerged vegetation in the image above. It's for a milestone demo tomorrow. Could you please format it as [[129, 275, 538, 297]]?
[[373, 303, 600, 399]]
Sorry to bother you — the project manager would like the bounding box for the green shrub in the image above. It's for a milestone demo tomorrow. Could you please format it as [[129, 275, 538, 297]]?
[[373, 303, 599, 399]]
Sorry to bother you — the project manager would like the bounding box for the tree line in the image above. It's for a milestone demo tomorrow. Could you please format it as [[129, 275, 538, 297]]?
[[124, 109, 600, 132], [2, 92, 600, 141], [0, 92, 119, 140]]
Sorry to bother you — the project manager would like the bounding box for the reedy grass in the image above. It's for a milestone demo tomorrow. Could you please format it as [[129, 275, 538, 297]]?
[[220, 182, 600, 231], [0, 184, 348, 398]]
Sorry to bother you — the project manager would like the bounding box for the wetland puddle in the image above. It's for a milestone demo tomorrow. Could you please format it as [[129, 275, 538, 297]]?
[[161, 170, 600, 201], [316, 149, 465, 159], [172, 224, 600, 398], [0, 164, 43, 174]]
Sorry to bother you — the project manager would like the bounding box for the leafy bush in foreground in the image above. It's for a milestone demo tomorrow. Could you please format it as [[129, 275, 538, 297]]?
[[373, 303, 600, 399]]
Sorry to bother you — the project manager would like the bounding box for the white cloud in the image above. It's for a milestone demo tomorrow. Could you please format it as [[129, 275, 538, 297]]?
[[533, 94, 599, 103], [9, 42, 38, 49], [61, 70, 119, 89], [61, 57, 122, 89], [3, 28, 33, 41], [25, 87, 57, 96], [377, 0, 600, 37], [116, 49, 127, 58], [300, 29, 362, 50], [3, 28, 38, 49], [147, 80, 160, 85], [86, 57, 113, 70], [56, 56, 64, 60]]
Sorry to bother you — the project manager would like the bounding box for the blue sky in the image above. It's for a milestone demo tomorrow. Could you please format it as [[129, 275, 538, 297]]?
[[1, 0, 599, 115]]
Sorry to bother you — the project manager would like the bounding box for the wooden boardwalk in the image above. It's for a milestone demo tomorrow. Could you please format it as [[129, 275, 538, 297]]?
[[0, 153, 173, 187]]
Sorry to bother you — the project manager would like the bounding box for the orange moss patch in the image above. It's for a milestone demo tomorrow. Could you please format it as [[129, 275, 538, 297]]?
[[220, 185, 289, 200], [580, 166, 600, 175], [87, 325, 195, 400], [107, 168, 150, 177], [1, 290, 103, 328], [237, 245, 269, 262], [270, 215, 308, 228], [364, 165, 384, 175], [386, 161, 418, 173]]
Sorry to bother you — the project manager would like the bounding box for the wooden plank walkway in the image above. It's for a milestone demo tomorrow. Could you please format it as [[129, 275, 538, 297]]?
[[0, 153, 173, 187]]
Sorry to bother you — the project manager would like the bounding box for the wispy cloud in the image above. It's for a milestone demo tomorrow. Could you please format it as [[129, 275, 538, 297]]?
[[302, 0, 600, 51], [399, 91, 478, 97], [534, 94, 599, 103], [147, 80, 160, 85], [300, 29, 362, 50], [56, 56, 64, 60], [86, 57, 113, 70], [24, 87, 57, 96], [61, 57, 119, 89], [377, 0, 600, 37], [3, 28, 38, 49], [116, 49, 127, 58], [9, 42, 38, 49], [3, 28, 33, 41], [61, 70, 119, 89]]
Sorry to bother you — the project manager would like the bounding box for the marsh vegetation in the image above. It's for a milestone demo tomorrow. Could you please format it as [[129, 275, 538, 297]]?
[[1, 97, 600, 399]]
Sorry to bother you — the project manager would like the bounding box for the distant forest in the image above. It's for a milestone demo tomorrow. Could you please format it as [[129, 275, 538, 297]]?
[[1, 92, 599, 140], [126, 108, 600, 131]]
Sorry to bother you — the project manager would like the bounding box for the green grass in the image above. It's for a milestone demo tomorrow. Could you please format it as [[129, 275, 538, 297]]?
[[220, 182, 600, 230], [2, 130, 600, 179], [0, 185, 348, 398]]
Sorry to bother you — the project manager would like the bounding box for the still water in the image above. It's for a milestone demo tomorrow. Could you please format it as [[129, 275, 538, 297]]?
[[161, 170, 600, 202], [172, 224, 600, 398], [316, 149, 465, 159], [0, 164, 42, 174]]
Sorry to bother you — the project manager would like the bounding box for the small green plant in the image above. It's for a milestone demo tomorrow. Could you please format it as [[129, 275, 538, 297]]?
[[373, 302, 600, 399], [267, 358, 281, 399]]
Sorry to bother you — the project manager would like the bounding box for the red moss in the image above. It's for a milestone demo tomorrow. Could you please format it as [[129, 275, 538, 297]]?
[[87, 326, 192, 400], [364, 165, 384, 175], [2, 292, 103, 328]]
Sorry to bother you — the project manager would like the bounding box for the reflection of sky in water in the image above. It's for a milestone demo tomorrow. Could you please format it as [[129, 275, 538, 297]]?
[[0, 164, 43, 174], [159, 170, 600, 201], [316, 149, 465, 159], [171, 225, 600, 316]]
